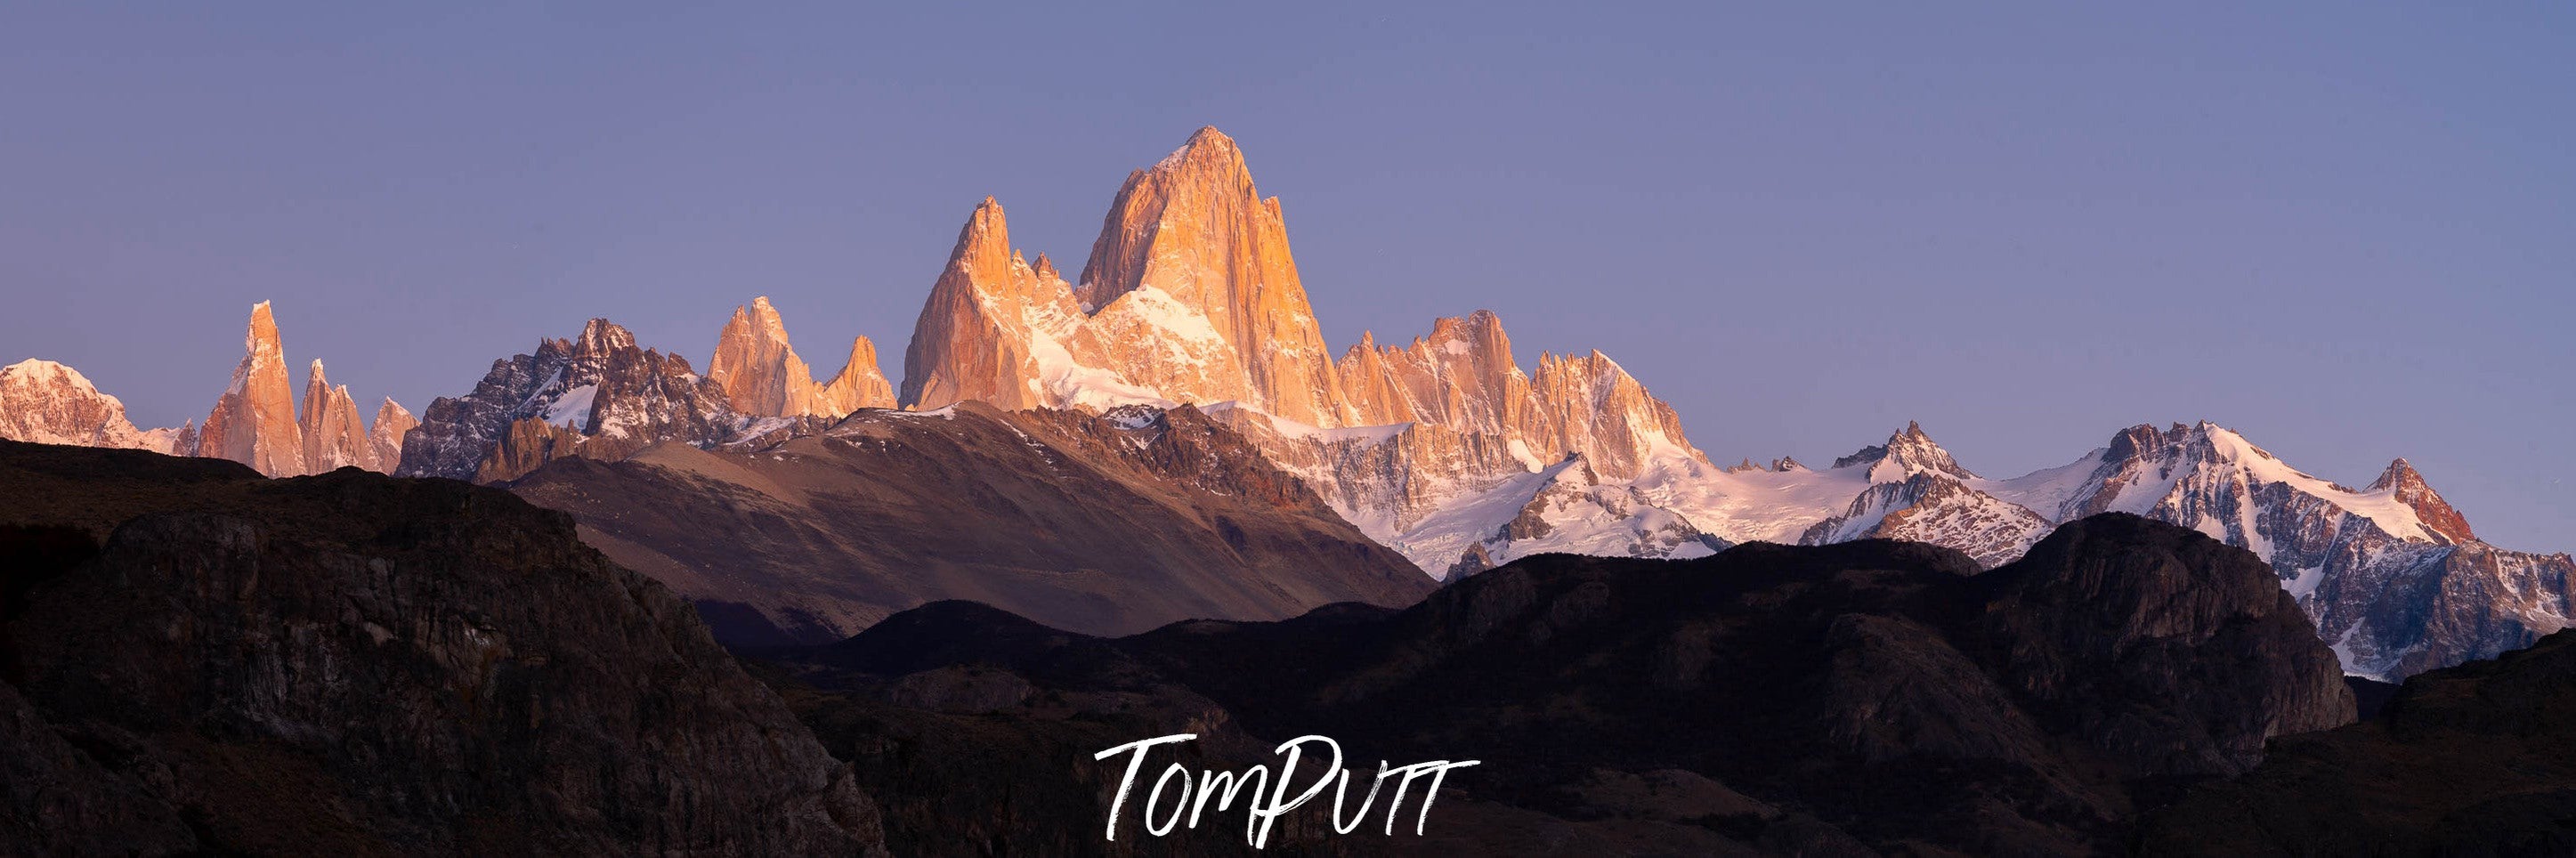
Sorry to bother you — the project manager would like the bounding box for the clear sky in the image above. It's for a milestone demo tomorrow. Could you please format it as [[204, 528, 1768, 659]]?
[[3, 4, 2569, 549]]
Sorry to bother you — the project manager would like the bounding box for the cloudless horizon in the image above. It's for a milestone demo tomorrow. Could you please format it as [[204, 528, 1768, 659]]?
[[3, 4, 2569, 548]]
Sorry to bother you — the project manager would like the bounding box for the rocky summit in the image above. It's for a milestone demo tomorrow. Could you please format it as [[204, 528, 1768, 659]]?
[[708, 295, 894, 420], [0, 359, 184, 453], [397, 318, 745, 482], [193, 301, 306, 476], [298, 359, 377, 472]]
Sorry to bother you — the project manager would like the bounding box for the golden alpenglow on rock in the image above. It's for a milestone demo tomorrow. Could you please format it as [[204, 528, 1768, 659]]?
[[888, 128, 1714, 577], [710, 296, 895, 419], [369, 397, 417, 473], [901, 197, 1129, 412], [709, 296, 822, 418], [298, 359, 377, 472], [0, 359, 181, 452], [1073, 126, 1354, 427], [197, 301, 308, 476], [814, 335, 895, 417]]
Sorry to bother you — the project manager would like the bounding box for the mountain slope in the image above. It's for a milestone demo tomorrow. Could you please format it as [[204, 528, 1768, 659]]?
[[504, 401, 1431, 647]]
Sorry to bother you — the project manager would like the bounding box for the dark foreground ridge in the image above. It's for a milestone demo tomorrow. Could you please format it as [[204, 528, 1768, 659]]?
[[0, 440, 885, 855], [2142, 627, 2576, 855], [766, 513, 2355, 855], [31, 438, 2571, 855]]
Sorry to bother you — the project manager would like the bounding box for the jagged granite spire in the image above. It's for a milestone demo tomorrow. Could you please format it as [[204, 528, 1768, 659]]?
[[369, 397, 417, 474], [197, 301, 306, 476], [298, 359, 376, 472], [1074, 126, 1353, 426]]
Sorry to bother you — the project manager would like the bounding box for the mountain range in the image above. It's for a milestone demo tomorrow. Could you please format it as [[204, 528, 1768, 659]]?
[[2, 126, 2566, 680], [0, 440, 2353, 854]]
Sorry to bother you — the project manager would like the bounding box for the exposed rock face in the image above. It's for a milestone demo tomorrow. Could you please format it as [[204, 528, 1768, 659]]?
[[1214, 310, 1712, 571], [1073, 126, 1353, 427], [504, 401, 1430, 647], [879, 131, 1710, 585], [2143, 627, 2576, 856], [194, 301, 306, 476], [767, 514, 2346, 854], [4, 305, 393, 474], [707, 295, 890, 419], [1830, 420, 1976, 482], [1802, 471, 2051, 567], [367, 397, 416, 474], [1333, 311, 1700, 482], [398, 319, 746, 482], [2368, 457, 2475, 545], [0, 359, 182, 452], [878, 127, 1725, 580], [814, 336, 895, 417], [900, 198, 1136, 413], [709, 295, 823, 417], [296, 359, 377, 472], [0, 441, 884, 856]]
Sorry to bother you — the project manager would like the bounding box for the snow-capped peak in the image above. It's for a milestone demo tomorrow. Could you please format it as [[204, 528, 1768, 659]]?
[[1831, 421, 1976, 483], [3, 358, 98, 393]]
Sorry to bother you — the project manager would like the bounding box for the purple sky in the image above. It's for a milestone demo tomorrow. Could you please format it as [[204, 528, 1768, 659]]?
[[3, 4, 2569, 549]]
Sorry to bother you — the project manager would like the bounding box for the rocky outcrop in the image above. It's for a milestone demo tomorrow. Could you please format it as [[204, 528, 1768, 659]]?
[[0, 359, 182, 452], [814, 336, 895, 417], [2142, 627, 2576, 856], [709, 295, 824, 417], [504, 401, 1430, 647], [706, 295, 890, 419], [1222, 310, 1712, 571], [194, 301, 306, 476], [398, 319, 746, 482], [900, 198, 1126, 413], [1331, 312, 1700, 479], [1983, 513, 2355, 777], [368, 397, 415, 474], [0, 440, 884, 856], [296, 359, 377, 472]]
